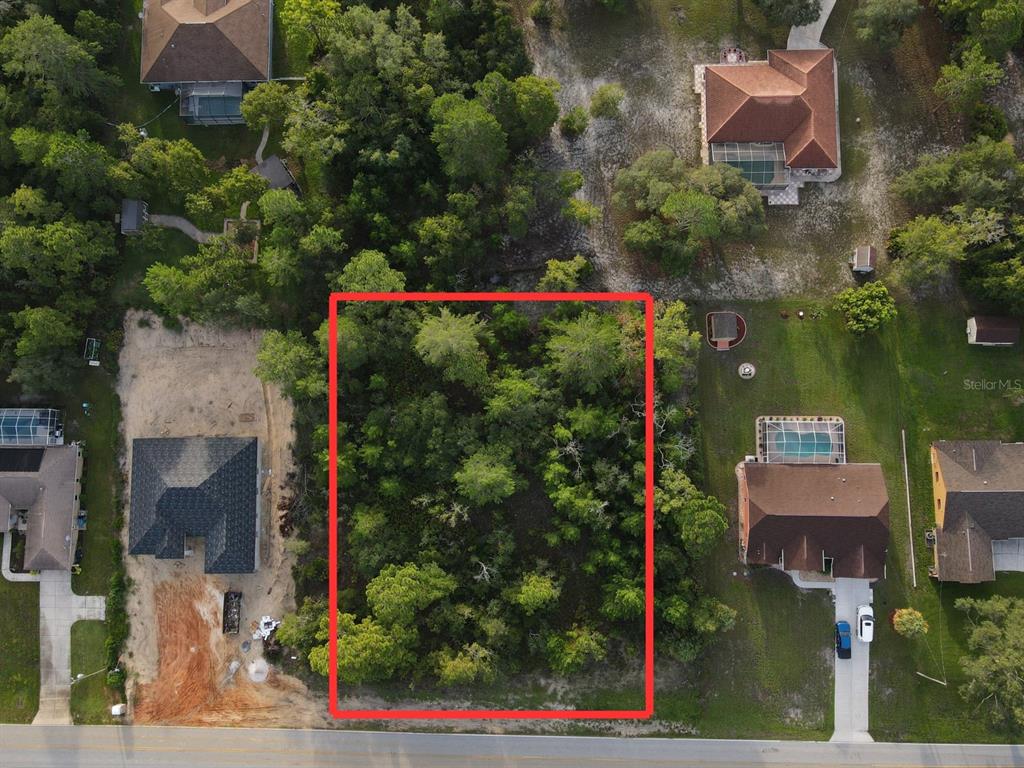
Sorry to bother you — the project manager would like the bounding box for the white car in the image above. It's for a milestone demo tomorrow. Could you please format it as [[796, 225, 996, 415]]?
[[857, 604, 874, 643]]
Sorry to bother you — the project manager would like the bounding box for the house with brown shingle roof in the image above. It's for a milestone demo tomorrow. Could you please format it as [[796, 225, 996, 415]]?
[[694, 48, 840, 205], [737, 462, 890, 580], [0, 445, 83, 572], [141, 0, 273, 125], [930, 440, 1024, 583]]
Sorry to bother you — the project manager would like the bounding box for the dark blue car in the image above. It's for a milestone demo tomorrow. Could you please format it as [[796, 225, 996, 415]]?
[[835, 620, 852, 659]]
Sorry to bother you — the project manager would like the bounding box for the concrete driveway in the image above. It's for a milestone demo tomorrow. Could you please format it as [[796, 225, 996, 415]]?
[[831, 577, 873, 742], [32, 570, 105, 725]]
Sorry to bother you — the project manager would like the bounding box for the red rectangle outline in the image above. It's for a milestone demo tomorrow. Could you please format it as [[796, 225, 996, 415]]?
[[328, 291, 655, 719]]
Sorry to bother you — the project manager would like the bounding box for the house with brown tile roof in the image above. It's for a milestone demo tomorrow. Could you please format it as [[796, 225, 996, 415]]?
[[737, 462, 890, 580], [141, 0, 273, 125], [930, 440, 1024, 583], [694, 48, 840, 205]]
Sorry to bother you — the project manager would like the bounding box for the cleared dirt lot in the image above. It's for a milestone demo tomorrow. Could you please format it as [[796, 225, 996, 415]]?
[[117, 310, 326, 727]]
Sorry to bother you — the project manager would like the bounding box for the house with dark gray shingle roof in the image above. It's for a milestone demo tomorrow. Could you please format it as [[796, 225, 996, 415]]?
[[129, 436, 259, 573], [930, 440, 1024, 583]]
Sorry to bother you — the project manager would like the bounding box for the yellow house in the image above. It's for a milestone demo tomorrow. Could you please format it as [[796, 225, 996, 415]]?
[[930, 440, 1024, 583]]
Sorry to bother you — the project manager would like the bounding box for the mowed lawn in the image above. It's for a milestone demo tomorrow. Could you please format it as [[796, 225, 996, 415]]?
[[0, 578, 39, 722], [70, 621, 118, 725], [696, 300, 1024, 742]]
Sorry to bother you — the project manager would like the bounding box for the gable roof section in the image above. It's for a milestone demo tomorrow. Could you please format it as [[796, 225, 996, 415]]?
[[705, 49, 838, 169], [129, 437, 258, 573], [141, 0, 271, 84], [0, 445, 82, 571], [742, 462, 889, 579], [933, 440, 1024, 543], [971, 316, 1021, 344]]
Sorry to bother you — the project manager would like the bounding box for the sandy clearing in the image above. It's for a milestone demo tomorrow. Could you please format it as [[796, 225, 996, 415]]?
[[117, 310, 327, 727]]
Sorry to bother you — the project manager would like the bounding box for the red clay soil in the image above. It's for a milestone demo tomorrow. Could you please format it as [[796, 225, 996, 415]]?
[[133, 577, 289, 725]]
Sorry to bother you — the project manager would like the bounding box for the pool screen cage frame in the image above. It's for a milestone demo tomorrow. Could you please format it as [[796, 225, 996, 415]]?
[[0, 407, 64, 446], [710, 141, 790, 188], [756, 415, 846, 464]]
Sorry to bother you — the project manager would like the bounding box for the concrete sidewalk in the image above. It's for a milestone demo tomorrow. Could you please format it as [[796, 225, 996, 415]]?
[[831, 577, 873, 743], [2, 532, 40, 583], [32, 570, 106, 725], [149, 214, 218, 244]]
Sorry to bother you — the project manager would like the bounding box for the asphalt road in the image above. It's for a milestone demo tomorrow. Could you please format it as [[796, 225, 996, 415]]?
[[2, 725, 1023, 768]]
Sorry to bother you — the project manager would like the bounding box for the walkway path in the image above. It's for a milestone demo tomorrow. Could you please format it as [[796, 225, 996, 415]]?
[[1, 531, 40, 582], [254, 124, 270, 165], [788, 0, 837, 49], [149, 214, 218, 244], [32, 570, 105, 725]]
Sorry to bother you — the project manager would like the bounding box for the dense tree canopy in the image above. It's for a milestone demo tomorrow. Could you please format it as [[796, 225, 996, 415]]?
[[613, 151, 765, 271], [891, 138, 1024, 311]]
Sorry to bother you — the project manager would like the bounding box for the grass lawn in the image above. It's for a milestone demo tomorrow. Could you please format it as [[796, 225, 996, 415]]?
[[113, 228, 197, 312], [70, 621, 118, 724], [113, 0, 262, 169], [696, 299, 1024, 742], [68, 369, 123, 598], [0, 575, 39, 722]]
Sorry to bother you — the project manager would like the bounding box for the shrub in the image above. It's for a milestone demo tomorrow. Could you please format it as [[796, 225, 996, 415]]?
[[969, 103, 1008, 141], [559, 106, 589, 138], [589, 84, 625, 119], [833, 282, 897, 334], [529, 0, 553, 24], [892, 608, 929, 638]]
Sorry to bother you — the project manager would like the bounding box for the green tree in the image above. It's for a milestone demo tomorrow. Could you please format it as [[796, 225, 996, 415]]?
[[330, 612, 415, 683], [187, 165, 268, 224], [589, 83, 625, 119], [474, 73, 560, 149], [73, 9, 121, 57], [756, 0, 822, 26], [455, 447, 519, 505], [435, 643, 496, 685], [130, 137, 209, 204], [143, 236, 267, 324], [536, 255, 591, 291], [833, 282, 898, 335], [414, 308, 490, 388], [255, 329, 326, 399], [546, 625, 607, 675], [656, 468, 728, 559], [335, 249, 406, 292], [892, 608, 929, 638], [891, 215, 967, 288], [600, 575, 645, 621], [430, 93, 508, 186], [934, 44, 1004, 113], [7, 306, 79, 393], [275, 597, 329, 655], [241, 82, 295, 132], [365, 562, 457, 626], [955, 595, 1024, 729], [0, 14, 117, 101], [653, 301, 701, 391], [485, 370, 549, 441], [258, 188, 305, 227], [559, 106, 589, 138], [279, 0, 342, 55], [11, 128, 126, 209], [853, 0, 920, 49], [546, 311, 624, 394], [513, 572, 560, 615]]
